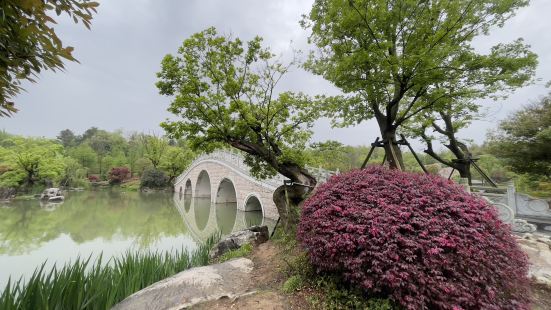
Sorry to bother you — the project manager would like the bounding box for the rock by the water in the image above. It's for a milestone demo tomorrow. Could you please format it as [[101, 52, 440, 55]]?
[[112, 258, 254, 310], [40, 188, 63, 201], [209, 226, 269, 259], [0, 188, 16, 201]]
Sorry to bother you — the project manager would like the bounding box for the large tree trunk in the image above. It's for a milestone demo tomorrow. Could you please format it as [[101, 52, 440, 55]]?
[[380, 126, 404, 170], [227, 140, 317, 233], [452, 160, 472, 185], [271, 163, 316, 232]]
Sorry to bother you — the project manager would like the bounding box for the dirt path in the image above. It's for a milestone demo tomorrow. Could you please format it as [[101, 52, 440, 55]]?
[[191, 241, 298, 310]]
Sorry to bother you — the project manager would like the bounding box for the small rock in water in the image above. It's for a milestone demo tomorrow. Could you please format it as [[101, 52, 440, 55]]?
[[209, 225, 269, 259]]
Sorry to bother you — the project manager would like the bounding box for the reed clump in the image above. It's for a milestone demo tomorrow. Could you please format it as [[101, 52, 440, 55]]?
[[0, 235, 217, 310]]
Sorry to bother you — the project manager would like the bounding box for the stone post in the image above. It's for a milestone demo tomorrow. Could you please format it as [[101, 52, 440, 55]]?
[[507, 181, 517, 215], [459, 178, 470, 193]]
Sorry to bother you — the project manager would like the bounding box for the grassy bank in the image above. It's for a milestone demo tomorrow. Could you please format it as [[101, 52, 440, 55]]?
[[0, 236, 217, 310]]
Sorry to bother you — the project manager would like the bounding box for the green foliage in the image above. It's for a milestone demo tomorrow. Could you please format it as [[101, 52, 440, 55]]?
[[515, 174, 551, 198], [0, 0, 99, 116], [308, 275, 395, 310], [66, 144, 97, 171], [60, 157, 87, 188], [213, 243, 253, 264], [303, 0, 536, 168], [56, 129, 77, 148], [475, 154, 514, 183], [88, 131, 114, 177], [160, 145, 194, 182], [140, 169, 169, 189], [133, 158, 153, 177], [0, 236, 217, 310], [0, 129, 194, 191], [279, 240, 396, 309], [157, 27, 321, 180], [0, 136, 66, 188], [282, 274, 304, 294], [140, 134, 168, 169], [487, 93, 551, 177], [304, 140, 433, 173]]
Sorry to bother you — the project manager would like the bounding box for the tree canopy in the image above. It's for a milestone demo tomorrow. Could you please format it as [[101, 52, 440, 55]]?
[[488, 93, 551, 177], [303, 0, 536, 169], [157, 27, 321, 184], [0, 128, 195, 191], [0, 0, 98, 116], [0, 136, 65, 188]]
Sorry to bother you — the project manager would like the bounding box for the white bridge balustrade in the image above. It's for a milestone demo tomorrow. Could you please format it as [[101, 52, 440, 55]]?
[[469, 182, 551, 232]]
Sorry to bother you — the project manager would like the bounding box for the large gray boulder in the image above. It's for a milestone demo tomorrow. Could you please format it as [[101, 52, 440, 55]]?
[[209, 225, 269, 260], [112, 258, 254, 310], [517, 233, 551, 287]]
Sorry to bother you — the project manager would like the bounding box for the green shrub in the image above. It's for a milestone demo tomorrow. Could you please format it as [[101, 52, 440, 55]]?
[[283, 275, 304, 293], [140, 169, 168, 189], [309, 275, 394, 310], [213, 243, 253, 264], [516, 174, 551, 198]]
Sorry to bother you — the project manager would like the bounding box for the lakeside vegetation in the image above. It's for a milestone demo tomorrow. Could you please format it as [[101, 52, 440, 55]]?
[[1, 125, 549, 198], [0, 235, 217, 310], [0, 128, 195, 194]]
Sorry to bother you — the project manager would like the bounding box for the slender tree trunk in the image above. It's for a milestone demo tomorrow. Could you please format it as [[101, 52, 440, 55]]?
[[380, 126, 404, 170], [98, 156, 102, 177]]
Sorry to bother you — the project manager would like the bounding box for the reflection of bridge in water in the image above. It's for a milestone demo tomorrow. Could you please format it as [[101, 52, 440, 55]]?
[[173, 194, 276, 242]]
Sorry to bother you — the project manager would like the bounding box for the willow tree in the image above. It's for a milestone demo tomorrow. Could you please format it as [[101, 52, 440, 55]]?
[[303, 0, 534, 169], [156, 28, 321, 229]]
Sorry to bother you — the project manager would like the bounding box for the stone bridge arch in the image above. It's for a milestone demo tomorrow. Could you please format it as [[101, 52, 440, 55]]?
[[173, 150, 338, 239], [174, 153, 283, 219]]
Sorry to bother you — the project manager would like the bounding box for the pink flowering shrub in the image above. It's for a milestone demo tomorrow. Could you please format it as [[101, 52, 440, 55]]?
[[108, 167, 130, 185], [297, 166, 530, 310], [87, 175, 100, 182]]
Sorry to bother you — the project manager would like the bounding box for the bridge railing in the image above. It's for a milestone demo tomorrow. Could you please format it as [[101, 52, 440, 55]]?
[[175, 150, 338, 188]]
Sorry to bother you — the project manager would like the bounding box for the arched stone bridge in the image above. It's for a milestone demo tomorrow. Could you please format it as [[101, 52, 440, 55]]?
[[173, 150, 336, 240]]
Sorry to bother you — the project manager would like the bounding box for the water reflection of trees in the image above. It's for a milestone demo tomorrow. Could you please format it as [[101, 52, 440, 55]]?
[[0, 191, 186, 255]]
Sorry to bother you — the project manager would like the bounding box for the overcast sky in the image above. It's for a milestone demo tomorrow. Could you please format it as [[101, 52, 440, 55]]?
[[2, 0, 550, 150]]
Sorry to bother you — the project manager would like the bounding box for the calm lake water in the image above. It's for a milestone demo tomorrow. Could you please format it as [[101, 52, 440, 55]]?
[[0, 190, 274, 289]]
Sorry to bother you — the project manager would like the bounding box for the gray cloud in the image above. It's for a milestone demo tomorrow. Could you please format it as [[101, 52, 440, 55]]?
[[2, 0, 550, 151]]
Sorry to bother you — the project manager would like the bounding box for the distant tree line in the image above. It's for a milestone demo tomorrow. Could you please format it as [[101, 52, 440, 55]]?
[[0, 128, 195, 192]]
